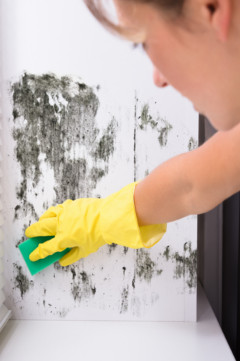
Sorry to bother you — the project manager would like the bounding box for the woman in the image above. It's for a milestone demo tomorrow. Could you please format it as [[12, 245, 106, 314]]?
[[26, 0, 240, 266]]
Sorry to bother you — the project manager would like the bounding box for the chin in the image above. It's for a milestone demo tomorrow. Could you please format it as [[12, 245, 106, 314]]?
[[208, 116, 237, 132]]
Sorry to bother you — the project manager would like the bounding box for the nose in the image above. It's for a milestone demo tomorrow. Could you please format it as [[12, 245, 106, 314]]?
[[153, 68, 169, 88]]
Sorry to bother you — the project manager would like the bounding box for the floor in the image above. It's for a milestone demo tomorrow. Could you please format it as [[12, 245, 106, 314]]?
[[0, 283, 235, 361]]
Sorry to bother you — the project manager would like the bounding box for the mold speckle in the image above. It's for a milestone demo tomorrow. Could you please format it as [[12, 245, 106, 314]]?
[[71, 267, 76, 280], [120, 286, 129, 313], [163, 246, 170, 261], [70, 269, 97, 302], [92, 118, 116, 162], [123, 247, 128, 255], [188, 137, 198, 151], [122, 266, 126, 277], [13, 263, 33, 298], [132, 275, 136, 289], [58, 308, 69, 318], [162, 242, 197, 290], [135, 249, 156, 283], [138, 103, 173, 147], [107, 243, 118, 254]]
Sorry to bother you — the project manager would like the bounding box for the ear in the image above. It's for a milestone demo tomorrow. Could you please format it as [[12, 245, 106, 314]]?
[[201, 0, 232, 41]]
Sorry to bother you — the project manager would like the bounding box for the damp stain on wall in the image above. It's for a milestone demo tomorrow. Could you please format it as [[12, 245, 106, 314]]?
[[138, 103, 173, 147], [13, 263, 33, 299], [53, 262, 97, 302], [135, 249, 163, 283], [71, 270, 97, 302], [11, 72, 117, 228], [120, 286, 129, 313], [162, 242, 197, 290]]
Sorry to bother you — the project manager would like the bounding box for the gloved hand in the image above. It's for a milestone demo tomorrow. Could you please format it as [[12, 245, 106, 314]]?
[[25, 182, 167, 266]]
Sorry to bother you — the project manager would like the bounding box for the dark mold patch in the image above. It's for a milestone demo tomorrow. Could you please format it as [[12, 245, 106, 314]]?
[[11, 72, 117, 222], [188, 137, 198, 151], [138, 103, 173, 147], [139, 104, 158, 129], [13, 263, 33, 298], [161, 242, 197, 290], [135, 249, 162, 283], [92, 119, 116, 162], [132, 276, 136, 289], [120, 286, 129, 313], [123, 247, 128, 255], [71, 267, 76, 280], [163, 246, 170, 261], [70, 269, 97, 302], [107, 243, 118, 254]]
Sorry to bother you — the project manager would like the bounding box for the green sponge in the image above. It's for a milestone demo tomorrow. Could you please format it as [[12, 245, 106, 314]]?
[[18, 236, 70, 276]]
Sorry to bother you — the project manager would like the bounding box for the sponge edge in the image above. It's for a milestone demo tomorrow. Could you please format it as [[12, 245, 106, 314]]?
[[18, 236, 70, 276]]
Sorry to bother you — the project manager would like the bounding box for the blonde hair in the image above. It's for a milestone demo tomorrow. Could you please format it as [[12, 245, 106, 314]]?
[[83, 0, 184, 40]]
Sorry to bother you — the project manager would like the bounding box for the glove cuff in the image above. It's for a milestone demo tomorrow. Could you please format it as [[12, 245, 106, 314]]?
[[100, 182, 167, 249]]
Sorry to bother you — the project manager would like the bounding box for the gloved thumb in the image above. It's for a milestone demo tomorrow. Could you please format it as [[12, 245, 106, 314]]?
[[29, 236, 65, 261]]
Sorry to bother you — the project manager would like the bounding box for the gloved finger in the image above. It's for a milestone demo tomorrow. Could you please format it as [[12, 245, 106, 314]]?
[[39, 200, 72, 220], [39, 205, 62, 220], [59, 247, 85, 267], [25, 218, 57, 238], [29, 236, 65, 261]]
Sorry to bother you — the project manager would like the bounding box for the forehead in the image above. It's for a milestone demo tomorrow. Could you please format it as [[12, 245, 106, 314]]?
[[113, 0, 158, 41]]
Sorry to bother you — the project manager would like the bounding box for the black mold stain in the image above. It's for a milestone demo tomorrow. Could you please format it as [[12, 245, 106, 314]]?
[[188, 137, 198, 151], [11, 72, 117, 222], [107, 243, 118, 254], [162, 242, 197, 290], [92, 119, 116, 162], [13, 263, 33, 298], [135, 249, 161, 283], [139, 104, 158, 129], [163, 246, 170, 261], [123, 247, 128, 255], [138, 103, 173, 147], [91, 286, 96, 295], [58, 308, 69, 318], [120, 286, 129, 313], [122, 266, 126, 277], [15, 224, 28, 248], [71, 269, 97, 302], [71, 267, 76, 280], [132, 276, 136, 289]]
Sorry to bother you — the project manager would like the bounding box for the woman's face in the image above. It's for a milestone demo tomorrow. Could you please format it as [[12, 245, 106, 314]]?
[[114, 0, 240, 131]]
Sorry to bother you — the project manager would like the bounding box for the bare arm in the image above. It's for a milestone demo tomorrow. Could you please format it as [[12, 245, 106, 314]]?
[[134, 122, 240, 225]]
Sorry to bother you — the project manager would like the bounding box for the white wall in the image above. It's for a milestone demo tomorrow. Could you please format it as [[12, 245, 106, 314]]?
[[1, 0, 198, 321]]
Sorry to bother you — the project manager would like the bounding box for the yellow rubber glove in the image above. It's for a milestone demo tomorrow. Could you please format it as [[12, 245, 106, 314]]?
[[25, 182, 167, 266]]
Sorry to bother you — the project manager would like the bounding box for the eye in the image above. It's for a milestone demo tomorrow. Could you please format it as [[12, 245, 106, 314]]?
[[132, 42, 145, 52]]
